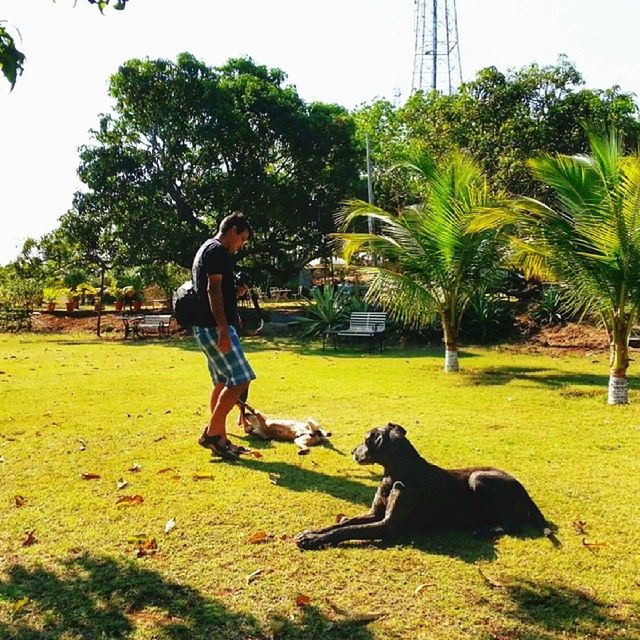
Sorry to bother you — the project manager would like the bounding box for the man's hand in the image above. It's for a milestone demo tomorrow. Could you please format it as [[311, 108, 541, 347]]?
[[217, 326, 232, 354]]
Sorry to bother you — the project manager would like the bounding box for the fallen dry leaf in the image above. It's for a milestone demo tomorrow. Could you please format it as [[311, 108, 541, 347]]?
[[14, 495, 26, 507], [477, 568, 502, 589], [12, 596, 30, 616], [129, 463, 141, 472], [192, 472, 215, 481], [164, 518, 176, 534], [247, 450, 263, 459], [582, 537, 607, 550], [335, 513, 347, 523], [414, 583, 430, 596], [116, 495, 144, 507], [268, 473, 281, 485], [246, 568, 263, 584], [295, 594, 311, 607], [157, 467, 175, 474], [117, 479, 129, 491], [78, 438, 87, 451], [573, 520, 588, 535], [248, 530, 272, 544], [170, 475, 181, 481], [153, 435, 167, 442], [327, 601, 385, 624], [22, 530, 37, 547], [136, 537, 158, 557], [80, 472, 101, 480]]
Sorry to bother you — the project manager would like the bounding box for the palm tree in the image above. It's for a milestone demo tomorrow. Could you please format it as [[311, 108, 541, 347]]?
[[334, 150, 509, 371], [471, 129, 640, 404]]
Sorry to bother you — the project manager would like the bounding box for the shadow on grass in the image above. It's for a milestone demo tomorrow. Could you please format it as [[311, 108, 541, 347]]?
[[502, 578, 638, 639], [0, 553, 373, 640], [238, 457, 376, 508], [462, 365, 618, 390]]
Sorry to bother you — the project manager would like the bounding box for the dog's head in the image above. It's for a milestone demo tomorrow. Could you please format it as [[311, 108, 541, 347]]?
[[352, 423, 408, 465]]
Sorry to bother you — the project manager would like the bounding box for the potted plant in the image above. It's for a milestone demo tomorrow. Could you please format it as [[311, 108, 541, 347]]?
[[123, 285, 144, 311], [63, 288, 77, 312], [43, 287, 58, 311], [111, 286, 125, 312]]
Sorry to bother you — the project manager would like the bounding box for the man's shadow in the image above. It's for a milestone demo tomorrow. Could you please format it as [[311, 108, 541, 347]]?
[[0, 553, 374, 640]]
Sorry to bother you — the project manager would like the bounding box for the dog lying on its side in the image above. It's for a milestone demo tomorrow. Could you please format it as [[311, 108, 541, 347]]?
[[237, 400, 331, 454], [295, 423, 557, 550]]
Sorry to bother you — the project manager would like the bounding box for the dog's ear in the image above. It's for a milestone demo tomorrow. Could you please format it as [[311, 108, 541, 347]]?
[[388, 423, 407, 438]]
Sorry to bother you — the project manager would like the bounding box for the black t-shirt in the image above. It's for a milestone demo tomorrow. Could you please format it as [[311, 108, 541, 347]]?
[[192, 238, 238, 327]]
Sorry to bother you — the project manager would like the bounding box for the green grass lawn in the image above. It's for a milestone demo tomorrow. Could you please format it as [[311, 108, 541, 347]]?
[[1, 333, 638, 639]]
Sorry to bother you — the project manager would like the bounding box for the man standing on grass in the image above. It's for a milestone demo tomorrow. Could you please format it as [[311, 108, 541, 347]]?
[[192, 211, 256, 461]]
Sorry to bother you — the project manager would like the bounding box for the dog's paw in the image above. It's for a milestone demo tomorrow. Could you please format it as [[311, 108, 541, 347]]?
[[294, 531, 325, 551]]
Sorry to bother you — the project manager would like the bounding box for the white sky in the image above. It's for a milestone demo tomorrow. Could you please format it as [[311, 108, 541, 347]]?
[[1, 0, 640, 265]]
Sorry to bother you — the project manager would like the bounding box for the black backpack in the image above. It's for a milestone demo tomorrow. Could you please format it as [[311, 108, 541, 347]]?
[[173, 281, 210, 329]]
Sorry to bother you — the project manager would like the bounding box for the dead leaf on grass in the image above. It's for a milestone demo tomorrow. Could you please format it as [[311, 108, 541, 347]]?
[[573, 520, 588, 535], [582, 537, 607, 551], [477, 567, 503, 589], [12, 596, 30, 616], [78, 438, 87, 451], [153, 435, 167, 442], [136, 538, 158, 557], [247, 450, 263, 459], [117, 479, 129, 490], [22, 530, 37, 547], [192, 472, 214, 481], [116, 495, 144, 507], [14, 495, 26, 507], [129, 463, 141, 472], [157, 467, 175, 474], [327, 600, 384, 623], [164, 518, 176, 534], [268, 473, 281, 485], [248, 530, 273, 544], [414, 583, 430, 596], [335, 513, 347, 523], [80, 472, 101, 480], [295, 594, 311, 607], [246, 568, 263, 584], [170, 475, 181, 481]]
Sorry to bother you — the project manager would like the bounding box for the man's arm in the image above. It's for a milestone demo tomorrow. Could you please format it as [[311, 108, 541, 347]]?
[[207, 274, 231, 353]]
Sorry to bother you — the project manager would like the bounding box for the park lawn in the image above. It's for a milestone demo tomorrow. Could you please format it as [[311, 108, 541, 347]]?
[[0, 333, 638, 640]]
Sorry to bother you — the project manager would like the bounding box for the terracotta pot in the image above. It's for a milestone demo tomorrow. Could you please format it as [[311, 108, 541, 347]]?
[[133, 300, 143, 311], [94, 303, 104, 311], [65, 302, 75, 312], [115, 301, 124, 312], [47, 302, 56, 311]]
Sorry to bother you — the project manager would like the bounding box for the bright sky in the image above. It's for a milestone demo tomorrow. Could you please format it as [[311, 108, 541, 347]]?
[[2, 0, 640, 265]]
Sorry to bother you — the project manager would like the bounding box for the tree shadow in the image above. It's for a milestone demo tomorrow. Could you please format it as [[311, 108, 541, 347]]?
[[0, 553, 374, 640], [502, 578, 638, 639], [462, 365, 617, 390]]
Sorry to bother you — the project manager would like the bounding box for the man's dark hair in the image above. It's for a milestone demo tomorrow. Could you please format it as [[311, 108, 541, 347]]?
[[219, 211, 253, 238]]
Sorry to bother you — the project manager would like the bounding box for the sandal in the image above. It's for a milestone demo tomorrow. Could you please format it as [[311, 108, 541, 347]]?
[[198, 431, 239, 461]]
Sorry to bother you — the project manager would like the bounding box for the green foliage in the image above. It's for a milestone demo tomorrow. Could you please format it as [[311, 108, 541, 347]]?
[[531, 286, 567, 327], [461, 289, 513, 343], [336, 149, 511, 356], [68, 54, 362, 278], [297, 287, 350, 337], [0, 21, 25, 89], [356, 57, 640, 209]]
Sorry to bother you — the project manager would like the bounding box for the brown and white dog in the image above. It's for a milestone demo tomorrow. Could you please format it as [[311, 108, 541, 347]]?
[[237, 400, 331, 454]]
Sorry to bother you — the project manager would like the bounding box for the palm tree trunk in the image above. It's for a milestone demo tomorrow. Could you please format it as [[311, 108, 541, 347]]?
[[442, 315, 459, 372], [608, 324, 629, 404]]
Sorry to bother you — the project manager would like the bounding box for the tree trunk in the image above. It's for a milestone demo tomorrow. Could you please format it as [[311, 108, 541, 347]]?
[[608, 334, 629, 404], [442, 315, 459, 373], [96, 268, 105, 338]]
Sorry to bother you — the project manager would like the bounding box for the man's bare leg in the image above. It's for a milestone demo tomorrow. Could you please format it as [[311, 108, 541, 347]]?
[[206, 381, 249, 440]]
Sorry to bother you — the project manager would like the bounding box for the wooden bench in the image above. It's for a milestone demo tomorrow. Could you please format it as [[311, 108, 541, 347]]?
[[326, 312, 387, 352], [136, 314, 173, 338]]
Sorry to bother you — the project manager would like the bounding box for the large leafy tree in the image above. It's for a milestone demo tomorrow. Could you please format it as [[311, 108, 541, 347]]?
[[69, 54, 362, 282], [335, 150, 510, 372], [472, 130, 640, 404], [357, 58, 640, 210]]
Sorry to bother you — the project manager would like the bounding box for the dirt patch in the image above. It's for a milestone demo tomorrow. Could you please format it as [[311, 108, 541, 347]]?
[[30, 312, 131, 336], [512, 322, 610, 356]]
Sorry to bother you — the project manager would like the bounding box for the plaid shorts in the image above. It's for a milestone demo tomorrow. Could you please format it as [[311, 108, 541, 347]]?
[[192, 325, 256, 387]]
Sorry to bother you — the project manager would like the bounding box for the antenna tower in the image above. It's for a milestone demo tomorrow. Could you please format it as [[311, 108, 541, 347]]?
[[412, 0, 463, 94]]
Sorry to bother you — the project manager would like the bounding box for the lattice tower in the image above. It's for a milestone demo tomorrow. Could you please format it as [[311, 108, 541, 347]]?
[[412, 0, 463, 94]]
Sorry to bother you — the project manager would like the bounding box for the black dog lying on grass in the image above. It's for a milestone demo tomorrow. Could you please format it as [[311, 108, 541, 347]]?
[[295, 423, 557, 550]]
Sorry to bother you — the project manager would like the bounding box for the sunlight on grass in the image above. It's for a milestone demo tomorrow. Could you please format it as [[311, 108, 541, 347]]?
[[1, 333, 639, 639]]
